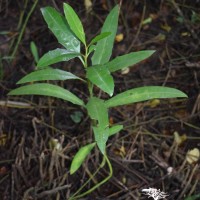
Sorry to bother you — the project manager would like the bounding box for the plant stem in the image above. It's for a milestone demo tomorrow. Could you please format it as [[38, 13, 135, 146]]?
[[69, 154, 112, 200], [84, 44, 94, 97], [84, 45, 88, 68], [88, 81, 94, 97], [69, 156, 106, 200], [10, 0, 39, 59], [8, 0, 28, 53]]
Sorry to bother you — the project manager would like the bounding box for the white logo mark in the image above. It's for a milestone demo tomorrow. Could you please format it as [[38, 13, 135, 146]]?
[[142, 188, 168, 200]]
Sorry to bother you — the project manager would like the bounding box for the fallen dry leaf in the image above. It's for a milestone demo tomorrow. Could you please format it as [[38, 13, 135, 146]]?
[[174, 131, 187, 146], [186, 148, 200, 164]]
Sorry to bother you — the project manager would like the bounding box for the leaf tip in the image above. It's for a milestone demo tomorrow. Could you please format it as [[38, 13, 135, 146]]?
[[16, 80, 22, 85], [109, 90, 114, 97], [70, 168, 75, 175], [7, 90, 16, 96], [181, 92, 188, 98], [40, 7, 44, 13], [150, 50, 156, 54]]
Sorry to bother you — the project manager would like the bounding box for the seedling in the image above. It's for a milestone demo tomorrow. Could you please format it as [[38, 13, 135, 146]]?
[[8, 3, 187, 199]]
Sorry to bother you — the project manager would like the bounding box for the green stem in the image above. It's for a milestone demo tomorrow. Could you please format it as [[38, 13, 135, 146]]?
[[84, 44, 94, 97], [84, 45, 88, 69], [88, 81, 94, 97], [69, 156, 106, 200], [69, 155, 112, 200], [10, 0, 39, 59], [9, 0, 28, 53]]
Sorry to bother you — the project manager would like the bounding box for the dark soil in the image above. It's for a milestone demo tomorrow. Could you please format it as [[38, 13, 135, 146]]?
[[0, 0, 200, 200]]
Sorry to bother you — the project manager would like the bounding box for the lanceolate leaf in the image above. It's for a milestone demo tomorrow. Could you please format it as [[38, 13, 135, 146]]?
[[109, 125, 123, 136], [17, 68, 83, 84], [91, 5, 119, 65], [107, 50, 155, 72], [89, 32, 111, 46], [30, 41, 39, 64], [70, 142, 96, 174], [8, 83, 85, 106], [86, 97, 109, 154], [92, 126, 109, 155], [63, 3, 86, 45], [86, 97, 109, 128], [86, 65, 114, 96], [41, 7, 80, 52], [105, 86, 188, 108], [88, 45, 96, 55], [37, 48, 80, 68]]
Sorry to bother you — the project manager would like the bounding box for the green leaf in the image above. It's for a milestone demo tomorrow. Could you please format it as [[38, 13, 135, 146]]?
[[105, 86, 188, 108], [41, 7, 80, 52], [89, 32, 111, 46], [107, 50, 155, 72], [184, 193, 200, 200], [92, 126, 109, 155], [70, 111, 84, 123], [88, 45, 96, 55], [8, 83, 85, 106], [86, 97, 109, 154], [91, 5, 119, 65], [17, 68, 83, 84], [63, 3, 86, 45], [30, 41, 39, 64], [70, 143, 96, 174], [109, 125, 123, 136], [86, 97, 109, 128], [37, 48, 80, 68], [86, 65, 114, 96]]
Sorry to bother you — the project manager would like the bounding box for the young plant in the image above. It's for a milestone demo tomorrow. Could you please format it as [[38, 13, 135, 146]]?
[[8, 3, 187, 199]]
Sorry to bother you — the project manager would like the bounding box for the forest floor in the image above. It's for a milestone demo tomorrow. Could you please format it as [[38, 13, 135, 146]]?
[[0, 0, 200, 200]]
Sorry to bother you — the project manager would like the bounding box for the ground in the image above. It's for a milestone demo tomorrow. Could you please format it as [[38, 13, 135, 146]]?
[[0, 0, 200, 200]]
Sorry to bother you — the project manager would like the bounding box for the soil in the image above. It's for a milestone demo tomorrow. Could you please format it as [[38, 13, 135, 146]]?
[[0, 0, 200, 200]]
